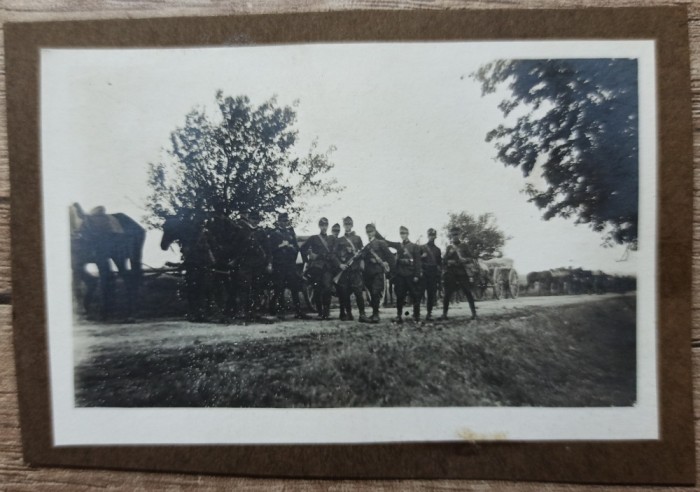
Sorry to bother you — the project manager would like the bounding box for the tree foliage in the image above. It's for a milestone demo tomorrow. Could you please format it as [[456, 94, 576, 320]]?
[[473, 59, 638, 247], [444, 212, 508, 260], [146, 91, 340, 227]]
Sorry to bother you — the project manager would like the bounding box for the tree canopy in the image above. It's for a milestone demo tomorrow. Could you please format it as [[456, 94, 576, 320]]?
[[473, 59, 638, 247], [444, 212, 508, 259], [146, 91, 340, 226]]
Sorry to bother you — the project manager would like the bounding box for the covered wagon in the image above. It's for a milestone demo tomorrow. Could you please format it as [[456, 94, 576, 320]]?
[[469, 257, 519, 300]]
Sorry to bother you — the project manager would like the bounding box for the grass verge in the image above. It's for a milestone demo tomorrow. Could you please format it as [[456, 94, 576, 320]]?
[[76, 297, 636, 407]]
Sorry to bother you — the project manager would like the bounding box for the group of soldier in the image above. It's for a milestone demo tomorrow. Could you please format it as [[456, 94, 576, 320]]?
[[164, 208, 481, 324], [265, 213, 479, 324]]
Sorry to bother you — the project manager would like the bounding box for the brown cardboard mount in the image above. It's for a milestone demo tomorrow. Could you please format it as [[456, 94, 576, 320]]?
[[5, 7, 695, 485]]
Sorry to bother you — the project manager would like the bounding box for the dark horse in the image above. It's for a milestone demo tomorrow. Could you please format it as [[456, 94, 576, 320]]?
[[161, 215, 216, 321], [70, 203, 146, 320], [160, 215, 246, 321]]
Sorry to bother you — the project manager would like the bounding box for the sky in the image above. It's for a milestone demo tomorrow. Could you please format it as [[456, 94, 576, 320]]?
[[40, 41, 650, 276]]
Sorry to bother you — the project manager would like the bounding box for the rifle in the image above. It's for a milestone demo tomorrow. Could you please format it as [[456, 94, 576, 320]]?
[[333, 242, 370, 284], [368, 245, 391, 273]]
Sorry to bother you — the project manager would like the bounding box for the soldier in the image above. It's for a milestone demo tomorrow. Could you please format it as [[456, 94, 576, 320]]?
[[300, 217, 337, 320], [441, 226, 477, 321], [330, 222, 343, 317], [334, 216, 368, 322], [237, 210, 272, 322], [391, 226, 423, 323], [421, 228, 442, 321], [362, 224, 395, 323], [268, 212, 310, 320]]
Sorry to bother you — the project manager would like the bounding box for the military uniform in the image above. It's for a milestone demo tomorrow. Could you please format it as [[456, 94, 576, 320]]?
[[330, 224, 343, 316], [442, 237, 477, 320], [421, 236, 442, 320], [300, 226, 337, 319], [268, 215, 307, 318], [362, 227, 395, 322], [334, 221, 367, 321], [390, 227, 423, 321], [236, 217, 271, 320]]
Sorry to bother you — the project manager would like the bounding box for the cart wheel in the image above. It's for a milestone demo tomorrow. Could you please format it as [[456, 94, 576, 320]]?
[[492, 269, 502, 300], [509, 270, 520, 299]]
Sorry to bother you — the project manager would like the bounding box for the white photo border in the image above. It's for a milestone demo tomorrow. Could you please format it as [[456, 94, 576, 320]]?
[[41, 39, 658, 445]]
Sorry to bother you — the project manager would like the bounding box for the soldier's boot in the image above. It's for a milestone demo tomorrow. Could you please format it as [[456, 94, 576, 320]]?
[[425, 311, 433, 321], [323, 299, 332, 320], [346, 310, 354, 321], [339, 299, 348, 320], [370, 308, 380, 323], [413, 304, 421, 322], [393, 308, 403, 324], [292, 291, 311, 320], [355, 296, 366, 322], [438, 308, 449, 321]]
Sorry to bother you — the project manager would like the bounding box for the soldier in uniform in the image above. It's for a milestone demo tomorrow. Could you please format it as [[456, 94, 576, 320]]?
[[330, 222, 344, 318], [334, 216, 368, 322], [421, 228, 442, 321], [267, 212, 310, 320], [362, 224, 395, 323], [300, 217, 337, 320], [391, 226, 423, 323], [236, 210, 272, 322], [441, 226, 477, 321]]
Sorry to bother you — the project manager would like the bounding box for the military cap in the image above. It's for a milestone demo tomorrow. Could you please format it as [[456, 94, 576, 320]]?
[[427, 228, 437, 236], [319, 217, 329, 225], [332, 223, 341, 231], [278, 212, 289, 221], [399, 225, 409, 234], [365, 223, 376, 232], [343, 216, 354, 225]]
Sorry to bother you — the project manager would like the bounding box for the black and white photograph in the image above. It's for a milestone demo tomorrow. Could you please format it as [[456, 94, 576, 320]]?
[[41, 40, 658, 444]]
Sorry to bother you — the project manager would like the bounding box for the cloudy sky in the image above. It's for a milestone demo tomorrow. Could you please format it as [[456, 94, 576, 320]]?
[[41, 41, 651, 275]]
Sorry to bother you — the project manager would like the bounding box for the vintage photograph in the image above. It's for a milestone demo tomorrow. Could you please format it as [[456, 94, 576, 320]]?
[[41, 40, 657, 443]]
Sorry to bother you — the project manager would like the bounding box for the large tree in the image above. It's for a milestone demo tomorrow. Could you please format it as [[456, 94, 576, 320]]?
[[473, 59, 638, 247], [444, 212, 508, 260], [146, 91, 340, 226]]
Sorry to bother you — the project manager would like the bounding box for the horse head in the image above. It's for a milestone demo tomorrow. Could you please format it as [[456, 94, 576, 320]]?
[[161, 216, 187, 251], [69, 202, 86, 235]]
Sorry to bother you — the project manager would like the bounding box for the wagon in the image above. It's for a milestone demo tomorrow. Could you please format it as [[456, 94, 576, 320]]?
[[469, 257, 519, 300]]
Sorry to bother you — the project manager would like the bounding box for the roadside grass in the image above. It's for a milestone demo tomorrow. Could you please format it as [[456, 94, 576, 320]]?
[[75, 297, 636, 407]]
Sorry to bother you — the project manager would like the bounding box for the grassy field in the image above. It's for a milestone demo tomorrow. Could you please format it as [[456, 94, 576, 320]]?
[[75, 296, 636, 407]]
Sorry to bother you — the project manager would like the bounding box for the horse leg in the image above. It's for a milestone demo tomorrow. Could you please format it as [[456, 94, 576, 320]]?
[[129, 250, 143, 316], [80, 269, 98, 315], [96, 259, 113, 320], [114, 255, 136, 322]]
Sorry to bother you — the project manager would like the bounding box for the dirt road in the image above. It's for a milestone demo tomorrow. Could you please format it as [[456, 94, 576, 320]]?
[[74, 293, 632, 366]]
